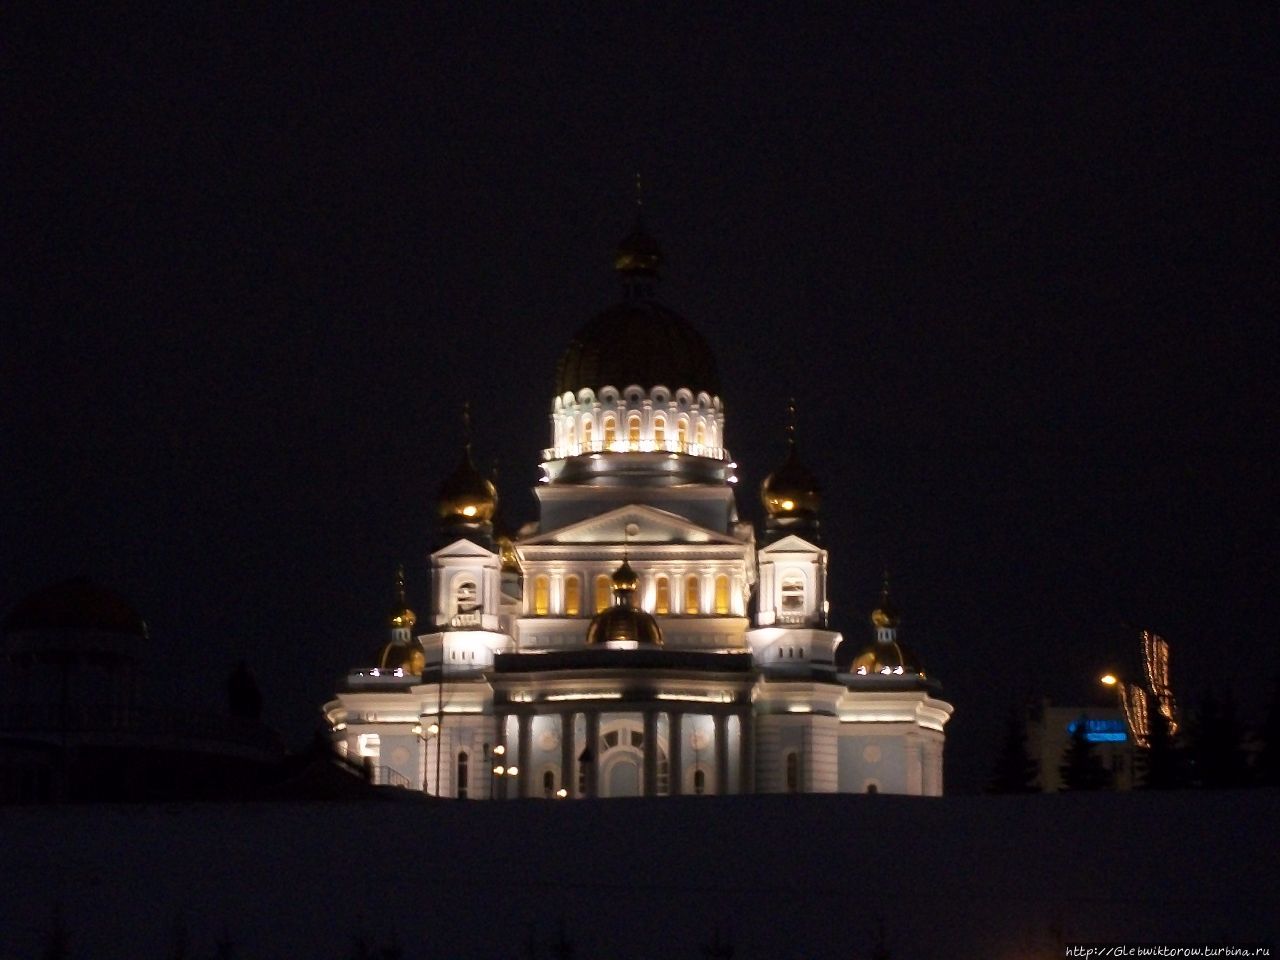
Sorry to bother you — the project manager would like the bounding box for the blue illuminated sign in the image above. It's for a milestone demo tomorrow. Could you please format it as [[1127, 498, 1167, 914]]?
[[1066, 718, 1128, 743]]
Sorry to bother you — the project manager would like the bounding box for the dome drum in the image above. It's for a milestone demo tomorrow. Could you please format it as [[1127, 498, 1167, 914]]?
[[547, 386, 724, 464], [543, 450, 730, 486]]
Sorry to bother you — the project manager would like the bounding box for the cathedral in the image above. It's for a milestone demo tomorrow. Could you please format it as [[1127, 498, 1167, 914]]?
[[323, 213, 953, 799]]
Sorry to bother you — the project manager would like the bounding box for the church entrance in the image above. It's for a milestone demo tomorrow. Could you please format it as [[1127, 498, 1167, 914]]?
[[597, 719, 668, 798]]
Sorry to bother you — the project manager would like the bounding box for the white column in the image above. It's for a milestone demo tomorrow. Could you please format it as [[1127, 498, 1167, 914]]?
[[669, 711, 683, 796], [714, 713, 729, 795], [517, 713, 533, 799], [560, 711, 575, 797], [584, 711, 600, 798], [643, 709, 658, 796]]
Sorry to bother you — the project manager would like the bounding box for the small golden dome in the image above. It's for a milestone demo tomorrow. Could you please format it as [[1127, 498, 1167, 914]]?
[[497, 533, 521, 573], [378, 640, 425, 676], [585, 557, 662, 646], [869, 573, 899, 629], [849, 640, 920, 676], [761, 401, 821, 517], [611, 557, 639, 593], [586, 605, 663, 647], [388, 565, 417, 630], [437, 444, 497, 523]]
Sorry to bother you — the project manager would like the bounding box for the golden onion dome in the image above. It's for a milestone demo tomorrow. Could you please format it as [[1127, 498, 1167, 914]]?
[[870, 603, 899, 629], [586, 605, 663, 647], [437, 444, 497, 523], [611, 557, 639, 593], [761, 441, 821, 517], [869, 573, 899, 629], [585, 558, 662, 647]]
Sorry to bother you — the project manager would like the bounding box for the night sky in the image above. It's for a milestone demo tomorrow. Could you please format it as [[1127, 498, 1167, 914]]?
[[6, 6, 1277, 793]]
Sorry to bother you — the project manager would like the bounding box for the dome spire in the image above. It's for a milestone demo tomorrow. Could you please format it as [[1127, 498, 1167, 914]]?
[[389, 564, 417, 631], [436, 401, 497, 526], [614, 177, 662, 293], [761, 398, 822, 532], [871, 570, 900, 630]]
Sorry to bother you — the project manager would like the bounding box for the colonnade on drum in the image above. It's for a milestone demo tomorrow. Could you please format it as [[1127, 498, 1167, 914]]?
[[496, 706, 753, 798]]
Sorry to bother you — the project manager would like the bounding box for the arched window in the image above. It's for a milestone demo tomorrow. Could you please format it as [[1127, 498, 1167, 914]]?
[[457, 752, 469, 799], [565, 421, 575, 450], [455, 578, 478, 614], [581, 417, 593, 450], [603, 415, 617, 448], [594, 574, 612, 613], [781, 572, 806, 613], [693, 769, 706, 795], [563, 575, 581, 616], [653, 415, 666, 446], [695, 421, 706, 447], [543, 769, 555, 798], [785, 752, 800, 793], [677, 418, 688, 450], [627, 413, 641, 447], [654, 576, 670, 615], [684, 575, 700, 615], [533, 575, 550, 616], [714, 575, 731, 615]]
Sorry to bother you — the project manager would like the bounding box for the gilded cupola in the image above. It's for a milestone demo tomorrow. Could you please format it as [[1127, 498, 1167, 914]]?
[[437, 404, 497, 525], [849, 575, 923, 678], [761, 401, 822, 543], [585, 557, 663, 648], [378, 565, 425, 676]]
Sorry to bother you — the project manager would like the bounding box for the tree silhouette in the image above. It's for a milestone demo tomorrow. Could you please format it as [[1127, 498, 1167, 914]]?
[[988, 702, 1040, 793], [1059, 716, 1112, 791], [1191, 688, 1248, 788], [1141, 702, 1185, 789]]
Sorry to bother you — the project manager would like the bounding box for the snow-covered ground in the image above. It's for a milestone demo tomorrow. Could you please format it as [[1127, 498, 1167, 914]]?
[[2, 790, 1276, 959]]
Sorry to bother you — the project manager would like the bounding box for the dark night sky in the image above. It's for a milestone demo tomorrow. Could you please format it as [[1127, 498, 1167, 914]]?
[[5, 5, 1277, 792]]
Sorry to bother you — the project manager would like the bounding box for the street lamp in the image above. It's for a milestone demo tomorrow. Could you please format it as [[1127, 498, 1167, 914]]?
[[491, 744, 518, 798], [412, 720, 441, 795]]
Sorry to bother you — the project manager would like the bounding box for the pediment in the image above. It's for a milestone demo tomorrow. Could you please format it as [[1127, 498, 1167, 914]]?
[[431, 537, 498, 560], [759, 534, 823, 555], [519, 504, 742, 547]]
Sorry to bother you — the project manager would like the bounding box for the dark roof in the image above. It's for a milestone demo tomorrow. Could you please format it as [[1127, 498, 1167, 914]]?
[[555, 299, 720, 398], [3, 577, 148, 638]]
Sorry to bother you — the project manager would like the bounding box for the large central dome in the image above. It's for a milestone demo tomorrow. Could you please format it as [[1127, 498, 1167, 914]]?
[[554, 214, 719, 398], [555, 302, 720, 397]]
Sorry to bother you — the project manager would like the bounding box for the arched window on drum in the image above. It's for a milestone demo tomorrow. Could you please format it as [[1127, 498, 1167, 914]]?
[[594, 574, 612, 613], [714, 575, 731, 615], [533, 575, 550, 616], [684, 575, 700, 614], [654, 576, 670, 615], [563, 575, 581, 616]]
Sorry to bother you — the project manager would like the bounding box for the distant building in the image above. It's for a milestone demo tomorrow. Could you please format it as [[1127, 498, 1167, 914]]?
[[0, 578, 284, 802], [324, 214, 954, 798], [1028, 699, 1139, 792]]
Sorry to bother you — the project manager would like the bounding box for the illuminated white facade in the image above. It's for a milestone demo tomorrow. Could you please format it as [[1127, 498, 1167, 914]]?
[[324, 217, 952, 798]]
